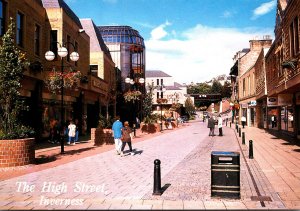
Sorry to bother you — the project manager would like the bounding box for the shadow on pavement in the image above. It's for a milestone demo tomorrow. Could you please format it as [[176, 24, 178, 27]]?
[[161, 183, 171, 194], [35, 155, 57, 164]]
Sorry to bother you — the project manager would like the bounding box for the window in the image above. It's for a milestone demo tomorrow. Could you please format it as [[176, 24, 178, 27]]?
[[74, 41, 78, 66], [290, 17, 299, 57], [50, 30, 58, 58], [161, 79, 163, 85], [16, 12, 24, 47], [34, 24, 40, 55], [66, 35, 70, 62], [243, 78, 246, 97], [0, 0, 6, 36], [157, 79, 159, 86]]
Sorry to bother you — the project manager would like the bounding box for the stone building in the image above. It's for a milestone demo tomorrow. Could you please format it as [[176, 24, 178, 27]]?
[[80, 18, 117, 124], [265, 0, 300, 139], [231, 37, 272, 127], [0, 0, 117, 141]]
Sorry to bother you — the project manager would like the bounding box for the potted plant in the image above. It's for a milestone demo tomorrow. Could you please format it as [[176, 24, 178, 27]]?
[[92, 114, 113, 146], [0, 19, 35, 167]]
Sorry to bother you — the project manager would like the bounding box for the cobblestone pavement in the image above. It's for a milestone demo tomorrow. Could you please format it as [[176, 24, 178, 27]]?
[[0, 119, 298, 210]]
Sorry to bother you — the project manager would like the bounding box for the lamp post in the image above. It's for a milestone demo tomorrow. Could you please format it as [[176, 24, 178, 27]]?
[[125, 75, 145, 124], [45, 42, 79, 154], [155, 85, 166, 132]]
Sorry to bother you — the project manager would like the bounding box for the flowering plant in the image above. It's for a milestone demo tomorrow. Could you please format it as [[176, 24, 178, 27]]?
[[123, 90, 142, 102], [156, 98, 168, 104], [45, 68, 81, 93]]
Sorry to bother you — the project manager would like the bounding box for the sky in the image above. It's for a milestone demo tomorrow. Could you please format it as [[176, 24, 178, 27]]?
[[65, 0, 277, 84]]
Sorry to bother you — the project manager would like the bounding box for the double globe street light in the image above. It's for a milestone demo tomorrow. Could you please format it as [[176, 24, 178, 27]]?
[[45, 43, 79, 154], [155, 85, 166, 132]]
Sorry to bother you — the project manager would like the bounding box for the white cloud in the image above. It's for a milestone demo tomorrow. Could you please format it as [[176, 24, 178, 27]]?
[[252, 0, 276, 20], [150, 21, 171, 40], [145, 23, 273, 84]]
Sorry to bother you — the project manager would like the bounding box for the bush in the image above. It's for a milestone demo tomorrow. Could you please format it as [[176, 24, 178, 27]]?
[[98, 114, 113, 129]]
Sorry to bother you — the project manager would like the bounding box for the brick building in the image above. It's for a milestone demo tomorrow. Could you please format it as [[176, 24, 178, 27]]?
[[265, 0, 300, 139]]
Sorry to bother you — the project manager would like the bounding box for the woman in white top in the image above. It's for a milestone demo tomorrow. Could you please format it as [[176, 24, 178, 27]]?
[[68, 120, 76, 145], [218, 114, 223, 136]]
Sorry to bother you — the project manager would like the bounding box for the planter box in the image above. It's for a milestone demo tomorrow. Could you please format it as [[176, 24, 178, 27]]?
[[91, 128, 114, 146], [0, 138, 35, 168], [140, 123, 160, 133]]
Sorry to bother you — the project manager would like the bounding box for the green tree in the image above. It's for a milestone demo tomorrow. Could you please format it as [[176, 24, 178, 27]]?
[[142, 83, 154, 120], [0, 18, 33, 139], [184, 96, 195, 117], [221, 80, 232, 98], [211, 80, 223, 94]]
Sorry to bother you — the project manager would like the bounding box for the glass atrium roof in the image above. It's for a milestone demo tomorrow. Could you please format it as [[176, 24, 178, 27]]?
[[97, 26, 145, 47]]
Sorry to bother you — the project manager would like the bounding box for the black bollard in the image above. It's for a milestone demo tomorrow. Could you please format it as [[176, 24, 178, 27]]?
[[230, 122, 231, 128], [239, 128, 241, 137], [226, 119, 228, 126], [242, 132, 245, 145], [236, 124, 238, 132], [249, 140, 253, 159], [153, 159, 162, 195]]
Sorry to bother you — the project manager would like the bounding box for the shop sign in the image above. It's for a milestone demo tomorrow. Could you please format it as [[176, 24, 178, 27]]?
[[267, 97, 278, 106], [296, 92, 300, 105], [248, 100, 256, 107], [278, 94, 293, 106]]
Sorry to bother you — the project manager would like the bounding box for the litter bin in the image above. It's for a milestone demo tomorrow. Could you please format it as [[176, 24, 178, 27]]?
[[211, 151, 240, 198]]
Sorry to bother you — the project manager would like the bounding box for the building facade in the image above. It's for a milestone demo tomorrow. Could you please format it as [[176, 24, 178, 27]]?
[[265, 0, 300, 139], [145, 70, 194, 119], [0, 0, 117, 141], [98, 25, 146, 123]]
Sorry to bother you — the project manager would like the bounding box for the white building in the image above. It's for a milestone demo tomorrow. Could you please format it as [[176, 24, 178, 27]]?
[[145, 70, 194, 115]]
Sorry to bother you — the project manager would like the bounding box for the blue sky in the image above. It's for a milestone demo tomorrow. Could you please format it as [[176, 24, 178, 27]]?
[[66, 0, 277, 84]]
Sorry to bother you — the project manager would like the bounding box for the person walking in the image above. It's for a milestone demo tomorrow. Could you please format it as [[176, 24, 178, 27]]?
[[74, 119, 79, 143], [120, 121, 134, 156], [67, 120, 76, 145], [112, 116, 123, 155], [207, 115, 215, 136], [241, 116, 246, 128], [218, 114, 223, 136]]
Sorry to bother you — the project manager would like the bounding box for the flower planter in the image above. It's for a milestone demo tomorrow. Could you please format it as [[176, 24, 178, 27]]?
[[140, 123, 160, 133], [91, 128, 114, 146], [0, 138, 35, 168]]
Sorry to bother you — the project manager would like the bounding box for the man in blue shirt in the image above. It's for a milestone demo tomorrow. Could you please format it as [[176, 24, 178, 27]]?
[[112, 116, 123, 155]]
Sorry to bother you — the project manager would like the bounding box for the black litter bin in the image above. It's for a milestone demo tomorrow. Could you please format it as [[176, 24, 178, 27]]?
[[211, 151, 240, 198]]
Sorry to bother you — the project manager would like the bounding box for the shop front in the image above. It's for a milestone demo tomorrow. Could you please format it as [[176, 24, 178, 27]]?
[[278, 94, 294, 135], [267, 96, 279, 130]]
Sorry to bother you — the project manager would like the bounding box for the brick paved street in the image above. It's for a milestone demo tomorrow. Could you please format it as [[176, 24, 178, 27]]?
[[0, 119, 299, 210]]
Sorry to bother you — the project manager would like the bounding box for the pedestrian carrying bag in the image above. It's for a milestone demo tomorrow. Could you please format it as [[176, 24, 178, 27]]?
[[121, 128, 130, 141]]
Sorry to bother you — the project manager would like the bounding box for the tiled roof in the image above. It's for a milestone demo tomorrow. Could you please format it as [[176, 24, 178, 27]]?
[[80, 19, 111, 59], [145, 70, 172, 78], [42, 0, 82, 28], [174, 82, 185, 87]]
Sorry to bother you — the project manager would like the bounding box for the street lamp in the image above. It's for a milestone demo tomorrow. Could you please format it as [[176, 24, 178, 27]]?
[[45, 42, 79, 154], [155, 85, 166, 131], [125, 74, 145, 125]]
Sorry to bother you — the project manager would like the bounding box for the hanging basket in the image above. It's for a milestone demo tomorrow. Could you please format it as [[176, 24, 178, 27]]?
[[45, 68, 81, 93]]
